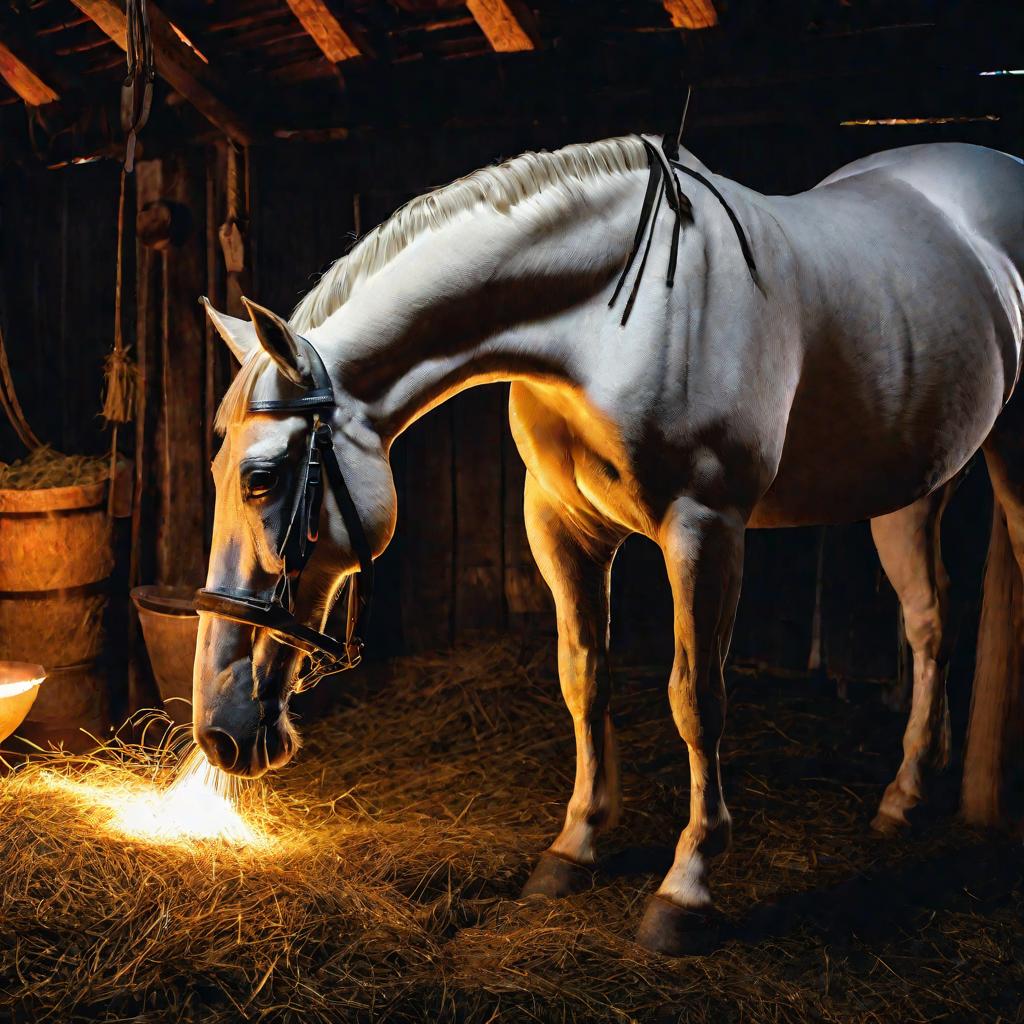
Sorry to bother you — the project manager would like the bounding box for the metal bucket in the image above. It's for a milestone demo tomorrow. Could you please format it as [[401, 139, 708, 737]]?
[[131, 585, 198, 726], [0, 662, 45, 744], [0, 481, 113, 736]]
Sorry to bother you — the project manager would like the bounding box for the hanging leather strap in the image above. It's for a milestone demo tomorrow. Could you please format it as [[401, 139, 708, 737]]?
[[609, 137, 761, 326], [608, 155, 662, 311], [671, 161, 760, 282]]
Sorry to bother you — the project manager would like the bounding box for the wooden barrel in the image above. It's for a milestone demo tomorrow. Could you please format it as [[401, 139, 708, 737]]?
[[0, 480, 113, 739]]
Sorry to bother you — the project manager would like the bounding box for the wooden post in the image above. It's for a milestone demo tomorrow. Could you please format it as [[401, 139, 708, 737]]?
[[136, 154, 209, 590], [963, 502, 1024, 826], [401, 406, 455, 650]]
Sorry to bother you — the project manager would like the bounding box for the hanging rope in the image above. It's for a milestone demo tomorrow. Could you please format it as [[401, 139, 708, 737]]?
[[0, 322, 42, 452], [102, 169, 137, 513]]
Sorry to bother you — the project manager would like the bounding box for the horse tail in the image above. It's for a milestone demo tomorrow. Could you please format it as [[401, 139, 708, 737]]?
[[962, 483, 1024, 827]]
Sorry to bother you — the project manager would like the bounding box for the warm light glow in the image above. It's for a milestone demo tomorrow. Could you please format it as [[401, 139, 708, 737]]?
[[42, 747, 271, 849], [0, 676, 43, 699], [169, 21, 210, 63], [841, 114, 999, 127]]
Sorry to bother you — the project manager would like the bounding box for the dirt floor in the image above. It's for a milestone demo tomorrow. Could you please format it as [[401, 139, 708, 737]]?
[[1, 640, 1022, 1023]]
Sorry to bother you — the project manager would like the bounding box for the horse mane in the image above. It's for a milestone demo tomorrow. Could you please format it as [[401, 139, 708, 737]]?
[[215, 134, 648, 434], [288, 135, 648, 332]]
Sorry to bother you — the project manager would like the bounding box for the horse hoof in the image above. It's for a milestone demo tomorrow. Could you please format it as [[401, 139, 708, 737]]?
[[870, 809, 909, 835], [520, 851, 594, 899], [636, 894, 718, 956]]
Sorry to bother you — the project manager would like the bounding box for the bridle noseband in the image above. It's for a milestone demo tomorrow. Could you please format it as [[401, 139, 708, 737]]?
[[195, 337, 374, 691]]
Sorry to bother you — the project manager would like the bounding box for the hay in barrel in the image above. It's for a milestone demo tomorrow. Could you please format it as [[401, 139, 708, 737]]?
[[0, 641, 1020, 1023], [0, 447, 109, 490]]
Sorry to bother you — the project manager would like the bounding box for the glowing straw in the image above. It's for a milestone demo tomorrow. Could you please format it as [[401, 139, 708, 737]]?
[[42, 746, 271, 850]]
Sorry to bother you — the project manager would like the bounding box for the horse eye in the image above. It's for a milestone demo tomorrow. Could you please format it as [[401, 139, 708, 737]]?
[[244, 468, 279, 499]]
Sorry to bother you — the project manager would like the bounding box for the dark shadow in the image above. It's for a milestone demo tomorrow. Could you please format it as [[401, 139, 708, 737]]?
[[722, 836, 1022, 948], [601, 843, 675, 879]]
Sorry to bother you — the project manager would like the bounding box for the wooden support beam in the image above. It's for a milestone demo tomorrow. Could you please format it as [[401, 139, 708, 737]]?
[[466, 0, 538, 53], [284, 0, 361, 63], [68, 0, 254, 144], [663, 0, 718, 30], [0, 40, 58, 105]]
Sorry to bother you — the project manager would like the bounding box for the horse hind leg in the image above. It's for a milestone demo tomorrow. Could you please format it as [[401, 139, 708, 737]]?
[[869, 486, 953, 832]]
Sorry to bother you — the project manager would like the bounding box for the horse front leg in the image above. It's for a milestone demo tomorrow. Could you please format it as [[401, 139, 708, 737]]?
[[637, 498, 744, 955], [520, 473, 623, 898]]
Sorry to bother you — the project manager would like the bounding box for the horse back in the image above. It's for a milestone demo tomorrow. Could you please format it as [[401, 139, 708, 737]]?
[[748, 143, 1024, 527]]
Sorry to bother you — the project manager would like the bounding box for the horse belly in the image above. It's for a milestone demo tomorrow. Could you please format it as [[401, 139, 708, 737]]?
[[750, 343, 1006, 528]]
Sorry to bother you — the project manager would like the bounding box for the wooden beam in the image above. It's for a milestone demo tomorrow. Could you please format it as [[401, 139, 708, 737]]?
[[284, 0, 361, 63], [68, 0, 254, 144], [663, 0, 718, 30], [466, 0, 537, 52], [0, 40, 58, 105]]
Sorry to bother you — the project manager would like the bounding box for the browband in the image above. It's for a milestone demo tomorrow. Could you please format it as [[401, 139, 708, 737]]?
[[248, 337, 336, 412]]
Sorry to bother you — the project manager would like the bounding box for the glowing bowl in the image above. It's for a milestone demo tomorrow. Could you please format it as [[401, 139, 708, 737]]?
[[0, 662, 45, 744]]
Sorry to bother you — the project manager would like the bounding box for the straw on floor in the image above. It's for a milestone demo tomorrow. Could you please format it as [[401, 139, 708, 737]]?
[[0, 640, 1020, 1023]]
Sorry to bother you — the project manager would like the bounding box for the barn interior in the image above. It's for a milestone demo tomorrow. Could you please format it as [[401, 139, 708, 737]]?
[[0, 1, 1022, 1021]]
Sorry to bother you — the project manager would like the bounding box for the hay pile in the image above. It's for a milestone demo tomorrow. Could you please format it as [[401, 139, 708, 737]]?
[[0, 446, 109, 490], [0, 641, 1021, 1023]]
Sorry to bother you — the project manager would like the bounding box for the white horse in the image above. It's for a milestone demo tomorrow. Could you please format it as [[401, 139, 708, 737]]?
[[195, 136, 1024, 954]]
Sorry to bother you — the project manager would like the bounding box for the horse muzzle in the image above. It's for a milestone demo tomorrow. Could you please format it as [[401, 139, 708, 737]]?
[[194, 656, 298, 778]]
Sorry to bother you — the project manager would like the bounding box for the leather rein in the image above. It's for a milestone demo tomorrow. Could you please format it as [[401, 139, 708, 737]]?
[[194, 338, 374, 691]]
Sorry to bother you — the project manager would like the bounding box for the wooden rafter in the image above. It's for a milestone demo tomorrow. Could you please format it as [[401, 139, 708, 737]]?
[[466, 0, 538, 53], [68, 0, 254, 143], [0, 40, 58, 105], [663, 0, 718, 30], [284, 0, 361, 63]]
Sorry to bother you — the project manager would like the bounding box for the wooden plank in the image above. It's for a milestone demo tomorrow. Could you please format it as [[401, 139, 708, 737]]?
[[0, 40, 58, 105], [68, 0, 254, 144], [283, 0, 361, 63], [401, 406, 455, 650], [465, 0, 537, 52], [452, 387, 505, 637], [663, 0, 718, 30]]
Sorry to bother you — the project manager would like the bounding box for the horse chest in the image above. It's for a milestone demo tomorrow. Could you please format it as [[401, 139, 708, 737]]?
[[509, 383, 653, 535]]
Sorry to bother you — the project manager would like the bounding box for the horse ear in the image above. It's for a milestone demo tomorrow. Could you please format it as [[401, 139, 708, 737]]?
[[202, 297, 257, 364], [241, 296, 312, 388]]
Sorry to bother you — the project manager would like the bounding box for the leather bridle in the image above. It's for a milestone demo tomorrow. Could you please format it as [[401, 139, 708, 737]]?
[[194, 337, 374, 692]]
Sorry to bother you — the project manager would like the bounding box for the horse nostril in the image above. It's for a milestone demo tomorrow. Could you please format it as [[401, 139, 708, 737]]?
[[199, 726, 240, 770]]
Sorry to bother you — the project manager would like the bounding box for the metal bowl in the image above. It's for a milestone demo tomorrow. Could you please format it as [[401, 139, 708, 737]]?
[[0, 662, 45, 744]]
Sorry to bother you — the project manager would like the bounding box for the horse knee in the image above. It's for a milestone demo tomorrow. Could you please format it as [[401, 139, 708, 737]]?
[[901, 598, 945, 662]]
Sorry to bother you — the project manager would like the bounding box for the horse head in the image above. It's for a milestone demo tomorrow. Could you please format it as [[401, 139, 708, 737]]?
[[193, 298, 395, 777]]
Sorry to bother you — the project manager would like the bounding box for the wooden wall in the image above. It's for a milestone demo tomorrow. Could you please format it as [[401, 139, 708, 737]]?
[[0, 108, 1012, 696]]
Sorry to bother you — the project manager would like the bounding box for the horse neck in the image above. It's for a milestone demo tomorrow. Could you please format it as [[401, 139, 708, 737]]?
[[314, 173, 645, 444]]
